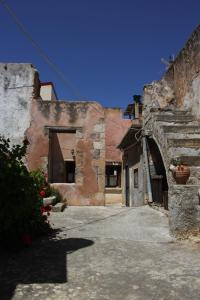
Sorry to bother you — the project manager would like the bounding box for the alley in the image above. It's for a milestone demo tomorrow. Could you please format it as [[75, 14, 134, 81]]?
[[1, 206, 200, 300]]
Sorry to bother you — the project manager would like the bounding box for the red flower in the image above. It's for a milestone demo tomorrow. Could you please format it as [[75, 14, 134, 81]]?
[[45, 205, 52, 212], [39, 190, 46, 197], [40, 205, 52, 215], [40, 206, 46, 214]]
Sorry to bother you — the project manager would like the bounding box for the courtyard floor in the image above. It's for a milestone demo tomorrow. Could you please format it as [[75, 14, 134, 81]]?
[[1, 205, 200, 300]]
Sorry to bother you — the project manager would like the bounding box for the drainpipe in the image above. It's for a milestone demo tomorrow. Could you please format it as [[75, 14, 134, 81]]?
[[143, 136, 153, 203]]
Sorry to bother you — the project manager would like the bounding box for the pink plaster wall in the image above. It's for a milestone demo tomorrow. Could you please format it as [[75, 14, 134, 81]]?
[[26, 99, 131, 205], [105, 108, 131, 162], [26, 99, 105, 205]]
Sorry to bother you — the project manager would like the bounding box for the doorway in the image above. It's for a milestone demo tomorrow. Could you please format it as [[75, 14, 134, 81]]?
[[147, 138, 168, 210], [125, 165, 130, 206]]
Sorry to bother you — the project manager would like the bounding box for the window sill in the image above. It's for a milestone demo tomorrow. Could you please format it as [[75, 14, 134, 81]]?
[[50, 182, 76, 185]]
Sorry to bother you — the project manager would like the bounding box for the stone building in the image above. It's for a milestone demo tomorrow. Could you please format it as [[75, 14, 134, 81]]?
[[118, 102, 144, 207], [128, 24, 200, 235], [0, 63, 131, 205]]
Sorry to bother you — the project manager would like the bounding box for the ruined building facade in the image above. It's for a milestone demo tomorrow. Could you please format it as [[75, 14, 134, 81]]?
[[0, 63, 131, 205], [142, 24, 200, 235]]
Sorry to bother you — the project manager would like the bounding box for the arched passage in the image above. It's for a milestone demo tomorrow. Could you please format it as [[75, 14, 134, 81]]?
[[146, 137, 168, 210]]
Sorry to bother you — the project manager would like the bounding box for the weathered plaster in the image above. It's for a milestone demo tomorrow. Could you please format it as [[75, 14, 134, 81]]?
[[0, 63, 38, 144], [26, 99, 106, 205], [105, 108, 131, 162]]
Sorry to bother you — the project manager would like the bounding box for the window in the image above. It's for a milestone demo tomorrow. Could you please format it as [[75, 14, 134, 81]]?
[[106, 164, 121, 187], [65, 161, 75, 183], [134, 168, 138, 188]]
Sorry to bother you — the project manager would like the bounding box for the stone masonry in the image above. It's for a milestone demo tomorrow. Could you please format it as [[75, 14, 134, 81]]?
[[143, 24, 200, 235]]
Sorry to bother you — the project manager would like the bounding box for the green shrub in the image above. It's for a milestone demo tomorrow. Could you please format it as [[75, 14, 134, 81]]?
[[0, 136, 50, 250], [30, 169, 46, 192], [30, 169, 62, 204]]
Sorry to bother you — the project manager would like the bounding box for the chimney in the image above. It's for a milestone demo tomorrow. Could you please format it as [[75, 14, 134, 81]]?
[[133, 95, 141, 119]]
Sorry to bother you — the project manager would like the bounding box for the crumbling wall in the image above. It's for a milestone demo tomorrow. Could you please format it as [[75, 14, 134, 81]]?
[[143, 80, 175, 111], [0, 63, 38, 144], [164, 25, 200, 114], [27, 100, 106, 205], [142, 25, 200, 235], [143, 25, 200, 119]]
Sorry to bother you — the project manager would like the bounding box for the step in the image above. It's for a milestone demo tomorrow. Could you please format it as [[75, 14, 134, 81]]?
[[163, 125, 200, 134], [155, 114, 194, 123], [51, 202, 66, 212], [168, 138, 200, 149], [43, 196, 56, 207], [178, 156, 200, 167], [152, 108, 193, 115], [166, 133, 200, 140], [169, 147, 200, 158]]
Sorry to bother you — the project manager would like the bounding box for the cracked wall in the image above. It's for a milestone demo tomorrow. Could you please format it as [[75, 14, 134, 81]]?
[[0, 63, 38, 144]]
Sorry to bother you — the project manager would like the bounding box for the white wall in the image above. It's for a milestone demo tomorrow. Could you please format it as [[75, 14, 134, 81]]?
[[40, 84, 57, 101], [0, 63, 36, 144]]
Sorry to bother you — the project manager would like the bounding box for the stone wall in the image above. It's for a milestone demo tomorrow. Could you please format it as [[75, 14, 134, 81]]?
[[142, 25, 200, 235], [143, 25, 200, 119], [164, 25, 200, 114], [169, 185, 200, 235], [0, 63, 38, 144]]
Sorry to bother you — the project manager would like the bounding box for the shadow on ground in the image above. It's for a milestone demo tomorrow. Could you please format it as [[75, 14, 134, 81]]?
[[0, 233, 94, 300]]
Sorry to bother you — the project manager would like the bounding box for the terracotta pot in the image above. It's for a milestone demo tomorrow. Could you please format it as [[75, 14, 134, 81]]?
[[173, 165, 190, 184]]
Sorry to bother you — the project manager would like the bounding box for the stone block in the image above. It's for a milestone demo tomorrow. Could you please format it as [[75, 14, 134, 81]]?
[[43, 196, 56, 206], [76, 130, 83, 139], [168, 185, 200, 234], [93, 141, 105, 150], [94, 124, 105, 133], [90, 133, 100, 140], [93, 149, 100, 159], [52, 202, 66, 212]]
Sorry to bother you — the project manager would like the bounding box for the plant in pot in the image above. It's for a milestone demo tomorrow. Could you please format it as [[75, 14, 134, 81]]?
[[170, 157, 190, 184]]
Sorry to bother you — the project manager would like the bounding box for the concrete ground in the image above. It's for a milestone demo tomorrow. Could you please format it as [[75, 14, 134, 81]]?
[[1, 205, 200, 300]]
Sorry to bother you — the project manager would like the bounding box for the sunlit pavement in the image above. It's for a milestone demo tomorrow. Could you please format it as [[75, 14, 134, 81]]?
[[1, 206, 200, 300]]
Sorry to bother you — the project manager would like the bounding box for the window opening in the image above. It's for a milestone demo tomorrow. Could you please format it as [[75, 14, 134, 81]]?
[[134, 168, 139, 188], [106, 164, 121, 187]]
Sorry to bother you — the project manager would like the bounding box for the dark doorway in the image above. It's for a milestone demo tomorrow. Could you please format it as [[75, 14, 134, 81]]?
[[48, 129, 76, 183], [147, 138, 168, 210], [65, 161, 75, 183], [125, 165, 130, 206]]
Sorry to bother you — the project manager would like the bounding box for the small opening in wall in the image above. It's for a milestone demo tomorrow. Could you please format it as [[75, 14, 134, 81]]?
[[65, 161, 75, 183], [106, 164, 121, 188], [134, 169, 139, 188]]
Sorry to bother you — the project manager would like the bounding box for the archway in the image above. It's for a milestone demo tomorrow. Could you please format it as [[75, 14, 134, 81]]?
[[146, 137, 168, 210]]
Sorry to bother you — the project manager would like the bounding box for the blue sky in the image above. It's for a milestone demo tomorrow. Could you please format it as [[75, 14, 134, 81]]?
[[1, 0, 200, 108]]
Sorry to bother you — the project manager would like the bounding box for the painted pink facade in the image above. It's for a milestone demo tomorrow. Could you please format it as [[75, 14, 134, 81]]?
[[0, 63, 131, 206], [27, 99, 130, 205]]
